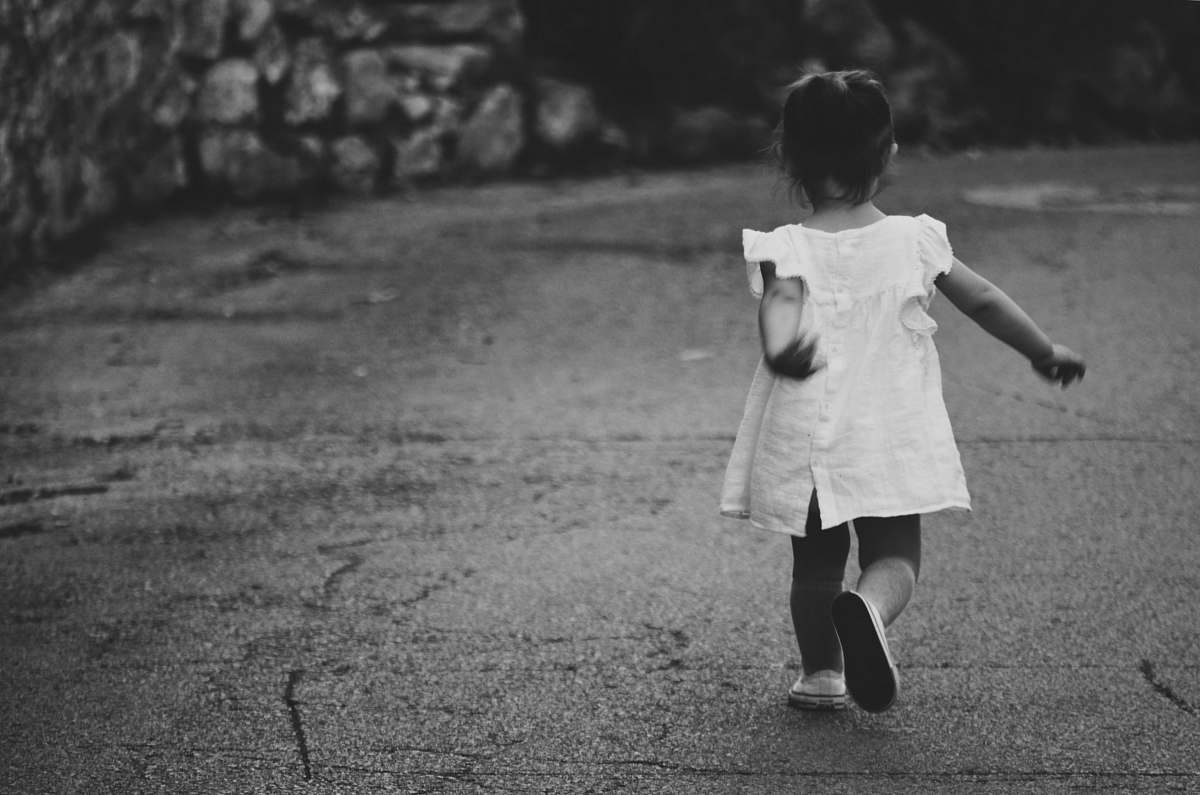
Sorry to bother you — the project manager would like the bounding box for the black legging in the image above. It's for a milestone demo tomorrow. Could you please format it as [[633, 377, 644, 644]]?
[[790, 492, 921, 583]]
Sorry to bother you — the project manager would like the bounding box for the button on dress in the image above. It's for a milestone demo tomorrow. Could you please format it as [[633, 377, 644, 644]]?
[[720, 214, 971, 534]]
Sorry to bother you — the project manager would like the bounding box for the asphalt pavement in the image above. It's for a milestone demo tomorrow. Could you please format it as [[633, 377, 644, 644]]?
[[2, 145, 1199, 793]]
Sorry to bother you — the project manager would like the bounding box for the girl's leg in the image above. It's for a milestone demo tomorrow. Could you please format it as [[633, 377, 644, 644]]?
[[790, 493, 851, 674], [853, 514, 921, 626], [829, 515, 919, 712]]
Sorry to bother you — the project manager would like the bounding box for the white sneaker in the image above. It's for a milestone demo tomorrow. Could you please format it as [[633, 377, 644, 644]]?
[[788, 669, 847, 710]]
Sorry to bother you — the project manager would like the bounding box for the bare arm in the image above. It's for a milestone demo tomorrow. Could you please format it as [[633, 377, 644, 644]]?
[[935, 257, 1086, 387], [758, 261, 820, 379]]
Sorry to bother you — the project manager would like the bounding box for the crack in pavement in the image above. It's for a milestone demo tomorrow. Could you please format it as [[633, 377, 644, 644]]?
[[1139, 658, 1199, 717], [320, 555, 363, 601], [317, 537, 385, 552], [400, 568, 477, 609], [308, 537, 397, 607], [0, 482, 110, 506], [283, 670, 313, 781]]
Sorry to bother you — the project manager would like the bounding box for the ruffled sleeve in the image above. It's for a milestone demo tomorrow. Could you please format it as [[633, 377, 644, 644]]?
[[915, 214, 954, 292], [742, 227, 804, 298], [900, 215, 954, 335]]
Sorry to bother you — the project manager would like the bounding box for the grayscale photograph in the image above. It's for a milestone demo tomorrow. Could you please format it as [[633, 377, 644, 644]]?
[[1, 0, 1198, 791]]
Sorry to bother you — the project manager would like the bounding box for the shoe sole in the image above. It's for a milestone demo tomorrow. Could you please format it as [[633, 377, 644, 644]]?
[[831, 592, 898, 713], [787, 690, 847, 711]]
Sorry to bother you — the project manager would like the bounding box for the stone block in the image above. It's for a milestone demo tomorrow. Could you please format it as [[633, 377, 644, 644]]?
[[342, 49, 398, 125], [432, 97, 464, 129], [285, 38, 342, 126], [152, 72, 197, 129], [297, 134, 326, 164], [199, 129, 305, 199], [379, 1, 524, 48], [316, 4, 387, 42], [457, 84, 523, 174], [534, 77, 601, 150], [254, 23, 291, 85], [233, 0, 275, 42], [179, 0, 231, 60], [397, 93, 436, 124], [393, 128, 443, 179], [99, 31, 142, 95], [386, 45, 493, 93], [198, 59, 260, 125], [330, 135, 381, 194]]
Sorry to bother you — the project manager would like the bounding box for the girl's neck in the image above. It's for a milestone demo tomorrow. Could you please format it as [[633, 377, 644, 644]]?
[[803, 200, 886, 233]]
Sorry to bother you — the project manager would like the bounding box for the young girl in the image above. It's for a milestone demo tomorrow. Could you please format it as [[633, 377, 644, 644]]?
[[720, 70, 1085, 713]]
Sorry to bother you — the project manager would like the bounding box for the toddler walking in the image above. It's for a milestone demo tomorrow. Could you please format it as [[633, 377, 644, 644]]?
[[720, 70, 1085, 713]]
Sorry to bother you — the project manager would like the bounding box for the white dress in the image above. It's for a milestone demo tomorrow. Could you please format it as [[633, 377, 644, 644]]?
[[720, 214, 971, 534]]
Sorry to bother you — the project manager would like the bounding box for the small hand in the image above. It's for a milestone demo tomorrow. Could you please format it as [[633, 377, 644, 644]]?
[[1031, 343, 1086, 388], [766, 334, 822, 379]]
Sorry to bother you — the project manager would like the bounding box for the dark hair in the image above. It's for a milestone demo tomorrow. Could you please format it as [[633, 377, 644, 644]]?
[[774, 70, 895, 206]]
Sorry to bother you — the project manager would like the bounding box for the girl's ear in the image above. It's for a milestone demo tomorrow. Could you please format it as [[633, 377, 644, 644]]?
[[891, 142, 899, 157]]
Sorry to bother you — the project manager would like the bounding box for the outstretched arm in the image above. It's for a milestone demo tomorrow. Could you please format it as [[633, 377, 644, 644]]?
[[935, 257, 1086, 387]]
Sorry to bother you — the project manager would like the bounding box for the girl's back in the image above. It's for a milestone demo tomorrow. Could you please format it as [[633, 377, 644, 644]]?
[[726, 213, 967, 533]]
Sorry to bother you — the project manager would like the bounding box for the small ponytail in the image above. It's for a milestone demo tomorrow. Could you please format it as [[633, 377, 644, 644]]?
[[775, 70, 895, 206]]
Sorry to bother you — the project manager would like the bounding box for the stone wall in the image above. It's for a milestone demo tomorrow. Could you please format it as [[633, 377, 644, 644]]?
[[1, 0, 613, 281], [4, 0, 1198, 281]]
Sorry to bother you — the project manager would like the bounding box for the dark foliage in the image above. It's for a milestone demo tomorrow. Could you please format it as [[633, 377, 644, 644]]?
[[519, 0, 1200, 144], [520, 0, 808, 114], [880, 0, 1200, 141]]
